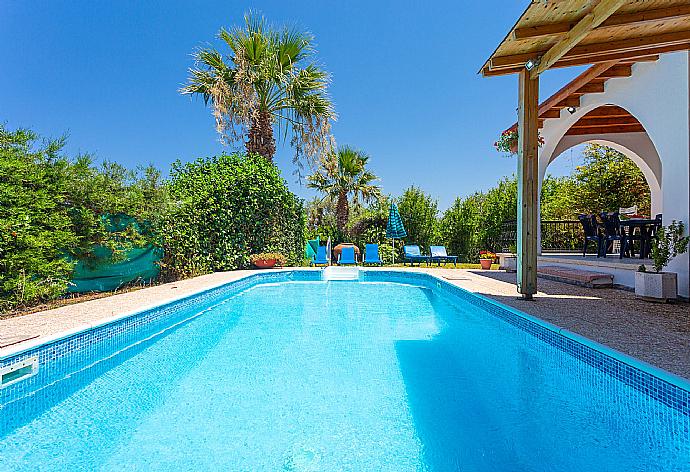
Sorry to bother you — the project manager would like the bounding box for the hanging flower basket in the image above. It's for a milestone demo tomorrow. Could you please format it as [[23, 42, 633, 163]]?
[[494, 129, 545, 156]]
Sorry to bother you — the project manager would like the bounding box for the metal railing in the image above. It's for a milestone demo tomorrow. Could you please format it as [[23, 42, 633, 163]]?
[[498, 219, 583, 252]]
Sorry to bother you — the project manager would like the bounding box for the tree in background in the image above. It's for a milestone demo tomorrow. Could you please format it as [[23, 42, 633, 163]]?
[[347, 195, 395, 262], [439, 177, 516, 260], [307, 146, 381, 231], [439, 193, 483, 261], [437, 144, 652, 260], [572, 144, 651, 215], [397, 186, 439, 252], [161, 154, 305, 278], [0, 127, 76, 309], [539, 175, 578, 220], [181, 12, 335, 168]]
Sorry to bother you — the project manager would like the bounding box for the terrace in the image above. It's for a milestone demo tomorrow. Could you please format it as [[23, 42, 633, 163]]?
[[482, 0, 690, 299]]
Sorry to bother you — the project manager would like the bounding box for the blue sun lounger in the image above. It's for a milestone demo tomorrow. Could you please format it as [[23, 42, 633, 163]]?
[[363, 244, 383, 266], [429, 245, 458, 266], [310, 245, 329, 266], [338, 246, 357, 265], [403, 245, 430, 266]]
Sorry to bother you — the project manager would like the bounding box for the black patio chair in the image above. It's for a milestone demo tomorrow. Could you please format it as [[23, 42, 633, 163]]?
[[577, 214, 602, 257], [643, 214, 663, 258], [599, 212, 627, 259]]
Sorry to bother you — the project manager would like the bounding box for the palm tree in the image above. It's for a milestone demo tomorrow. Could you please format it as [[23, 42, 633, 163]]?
[[180, 12, 336, 164], [307, 146, 381, 231]]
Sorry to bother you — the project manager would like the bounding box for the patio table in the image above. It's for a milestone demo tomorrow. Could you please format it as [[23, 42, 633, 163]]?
[[619, 218, 658, 259]]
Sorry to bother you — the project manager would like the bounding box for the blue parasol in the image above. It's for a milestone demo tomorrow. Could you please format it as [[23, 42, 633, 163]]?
[[386, 203, 407, 264]]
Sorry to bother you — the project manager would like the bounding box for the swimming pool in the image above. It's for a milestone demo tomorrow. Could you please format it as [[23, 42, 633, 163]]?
[[1, 270, 688, 471]]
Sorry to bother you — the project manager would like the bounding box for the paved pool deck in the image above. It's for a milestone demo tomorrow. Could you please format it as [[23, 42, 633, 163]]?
[[1, 268, 688, 380]]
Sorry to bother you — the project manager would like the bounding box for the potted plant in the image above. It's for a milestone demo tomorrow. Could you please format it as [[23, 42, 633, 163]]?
[[250, 252, 287, 269], [479, 251, 497, 270], [494, 129, 545, 155], [635, 221, 689, 302]]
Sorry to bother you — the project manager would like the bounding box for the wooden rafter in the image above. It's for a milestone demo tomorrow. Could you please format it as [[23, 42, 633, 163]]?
[[504, 56, 658, 134], [513, 5, 690, 40], [530, 0, 627, 77], [566, 124, 645, 135], [490, 30, 690, 71], [482, 44, 682, 76]]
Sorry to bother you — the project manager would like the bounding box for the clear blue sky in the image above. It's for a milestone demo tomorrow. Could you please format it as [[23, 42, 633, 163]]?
[[1, 1, 584, 209]]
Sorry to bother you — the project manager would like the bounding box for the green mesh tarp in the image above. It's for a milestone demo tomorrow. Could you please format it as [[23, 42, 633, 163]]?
[[67, 214, 163, 293]]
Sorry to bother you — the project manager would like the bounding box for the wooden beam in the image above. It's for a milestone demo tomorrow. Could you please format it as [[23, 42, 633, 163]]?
[[541, 109, 561, 119], [584, 106, 633, 118], [489, 31, 690, 71], [566, 124, 645, 135], [505, 62, 617, 132], [555, 97, 581, 108], [598, 65, 632, 77], [560, 30, 690, 59], [577, 82, 606, 93], [572, 116, 640, 127], [537, 62, 617, 113], [482, 45, 672, 76], [531, 0, 627, 77], [551, 44, 681, 68], [513, 5, 690, 40], [516, 69, 539, 299]]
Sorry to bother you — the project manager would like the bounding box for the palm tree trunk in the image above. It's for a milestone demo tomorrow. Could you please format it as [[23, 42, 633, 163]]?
[[246, 110, 276, 160], [336, 190, 349, 231]]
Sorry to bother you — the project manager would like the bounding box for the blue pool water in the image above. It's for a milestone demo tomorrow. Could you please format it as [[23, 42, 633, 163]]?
[[1, 272, 689, 471]]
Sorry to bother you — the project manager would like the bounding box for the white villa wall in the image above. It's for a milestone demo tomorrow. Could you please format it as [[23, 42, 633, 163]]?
[[538, 51, 690, 297]]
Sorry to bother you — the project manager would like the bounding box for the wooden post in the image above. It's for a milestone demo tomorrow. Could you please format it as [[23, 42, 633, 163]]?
[[517, 69, 539, 299]]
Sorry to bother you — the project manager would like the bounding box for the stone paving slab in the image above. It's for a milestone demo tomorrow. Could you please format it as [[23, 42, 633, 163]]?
[[1, 267, 688, 380]]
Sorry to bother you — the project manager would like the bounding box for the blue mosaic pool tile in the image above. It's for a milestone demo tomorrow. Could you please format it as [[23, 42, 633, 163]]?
[[0, 271, 315, 407], [362, 270, 689, 416]]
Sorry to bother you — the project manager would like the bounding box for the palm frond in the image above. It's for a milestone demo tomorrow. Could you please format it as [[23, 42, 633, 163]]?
[[181, 11, 336, 163]]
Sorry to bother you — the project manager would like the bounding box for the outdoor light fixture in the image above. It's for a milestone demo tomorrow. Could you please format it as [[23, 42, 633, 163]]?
[[525, 56, 541, 71], [567, 106, 577, 114]]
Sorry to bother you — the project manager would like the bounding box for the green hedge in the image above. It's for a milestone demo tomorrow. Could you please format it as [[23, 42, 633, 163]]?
[[160, 153, 305, 278]]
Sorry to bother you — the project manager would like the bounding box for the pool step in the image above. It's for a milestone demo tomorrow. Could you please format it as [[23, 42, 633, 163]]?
[[538, 265, 613, 288], [322, 266, 360, 281]]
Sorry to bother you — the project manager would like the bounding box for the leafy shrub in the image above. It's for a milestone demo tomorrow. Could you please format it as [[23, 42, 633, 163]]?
[[160, 153, 305, 278], [439, 195, 482, 262], [0, 127, 76, 308], [0, 125, 164, 310], [397, 187, 439, 252], [649, 221, 689, 273]]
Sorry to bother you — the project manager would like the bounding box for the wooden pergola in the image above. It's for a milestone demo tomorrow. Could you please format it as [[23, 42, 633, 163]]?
[[481, 0, 690, 299]]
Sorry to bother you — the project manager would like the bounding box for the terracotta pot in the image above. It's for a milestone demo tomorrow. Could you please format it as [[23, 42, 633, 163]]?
[[479, 259, 493, 270], [509, 142, 518, 154], [253, 259, 277, 269]]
